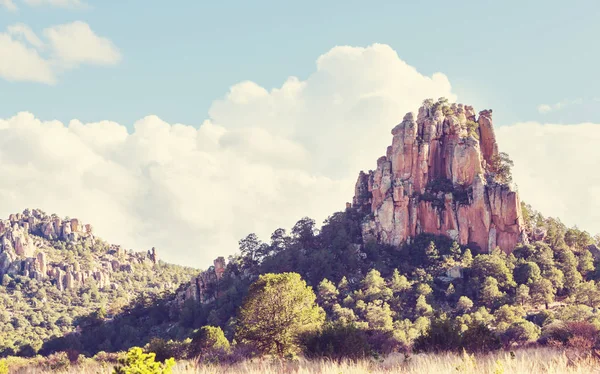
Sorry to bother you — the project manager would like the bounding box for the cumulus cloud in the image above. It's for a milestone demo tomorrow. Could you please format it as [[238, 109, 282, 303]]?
[[0, 44, 456, 267], [44, 21, 120, 67], [497, 122, 600, 234], [0, 0, 17, 11], [0, 21, 120, 83]]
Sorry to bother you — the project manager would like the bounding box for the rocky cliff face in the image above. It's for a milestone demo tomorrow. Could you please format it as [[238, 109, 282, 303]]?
[[352, 100, 527, 254], [0, 209, 159, 290], [176, 256, 226, 305]]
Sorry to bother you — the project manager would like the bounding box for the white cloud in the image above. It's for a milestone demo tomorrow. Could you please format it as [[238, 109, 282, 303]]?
[[23, 0, 85, 8], [8, 24, 44, 48], [537, 98, 584, 114], [0, 0, 17, 11], [0, 44, 456, 267], [497, 122, 600, 234], [0, 21, 120, 83], [0, 33, 55, 83], [44, 21, 120, 67]]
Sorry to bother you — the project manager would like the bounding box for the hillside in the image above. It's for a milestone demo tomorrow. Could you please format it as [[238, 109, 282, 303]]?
[[0, 209, 199, 356], [2, 99, 600, 362], [173, 99, 600, 351]]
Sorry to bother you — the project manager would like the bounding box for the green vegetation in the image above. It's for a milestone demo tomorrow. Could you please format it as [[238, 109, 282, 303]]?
[[113, 347, 175, 374], [236, 273, 325, 356], [0, 237, 198, 356]]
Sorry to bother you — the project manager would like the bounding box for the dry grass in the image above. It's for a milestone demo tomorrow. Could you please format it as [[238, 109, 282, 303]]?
[[6, 347, 600, 374]]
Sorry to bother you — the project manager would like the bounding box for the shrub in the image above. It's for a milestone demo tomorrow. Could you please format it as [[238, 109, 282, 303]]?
[[461, 323, 501, 353], [414, 317, 462, 352], [190, 326, 230, 358], [40, 351, 71, 372], [0, 359, 7, 374], [501, 320, 540, 346], [566, 321, 598, 349], [303, 323, 371, 360], [113, 347, 175, 374], [540, 321, 571, 345], [145, 338, 190, 362]]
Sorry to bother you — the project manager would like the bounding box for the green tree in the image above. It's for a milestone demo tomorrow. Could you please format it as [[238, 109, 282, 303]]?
[[113, 347, 175, 374], [472, 254, 515, 289], [365, 301, 394, 331], [191, 326, 230, 356], [389, 269, 410, 294], [317, 279, 339, 308], [456, 296, 474, 313], [574, 281, 600, 307], [529, 278, 554, 309], [480, 277, 504, 308], [236, 273, 325, 356], [513, 262, 541, 285], [362, 269, 392, 302], [515, 284, 530, 306]]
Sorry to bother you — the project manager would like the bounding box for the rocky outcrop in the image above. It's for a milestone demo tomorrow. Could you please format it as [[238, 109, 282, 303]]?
[[177, 257, 227, 305], [0, 209, 160, 290], [352, 100, 526, 254]]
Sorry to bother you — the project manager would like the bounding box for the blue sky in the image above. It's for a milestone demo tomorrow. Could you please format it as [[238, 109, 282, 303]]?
[[1, 0, 599, 128], [0, 0, 599, 267]]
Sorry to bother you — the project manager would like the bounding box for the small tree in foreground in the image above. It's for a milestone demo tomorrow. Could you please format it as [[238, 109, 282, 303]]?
[[236, 272, 325, 357], [113, 347, 175, 374]]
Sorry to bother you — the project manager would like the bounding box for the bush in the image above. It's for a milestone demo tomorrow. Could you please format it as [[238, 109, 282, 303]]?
[[0, 359, 7, 374], [501, 320, 540, 346], [190, 326, 230, 358], [303, 323, 371, 360], [113, 347, 175, 374], [540, 321, 572, 345], [414, 317, 462, 352], [461, 323, 501, 353], [144, 338, 190, 362], [566, 321, 598, 349]]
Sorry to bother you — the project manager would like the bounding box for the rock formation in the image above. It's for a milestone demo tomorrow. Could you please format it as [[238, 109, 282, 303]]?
[[352, 100, 527, 254], [177, 256, 227, 304], [0, 209, 160, 290]]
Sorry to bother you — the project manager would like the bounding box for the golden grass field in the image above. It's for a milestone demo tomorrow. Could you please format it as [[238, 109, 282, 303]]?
[[5, 347, 600, 374]]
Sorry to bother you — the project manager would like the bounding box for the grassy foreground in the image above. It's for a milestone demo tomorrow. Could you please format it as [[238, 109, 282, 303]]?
[[4, 348, 600, 374]]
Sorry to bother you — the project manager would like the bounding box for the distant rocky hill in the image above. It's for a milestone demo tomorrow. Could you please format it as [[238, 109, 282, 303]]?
[[352, 99, 527, 253], [0, 209, 160, 291]]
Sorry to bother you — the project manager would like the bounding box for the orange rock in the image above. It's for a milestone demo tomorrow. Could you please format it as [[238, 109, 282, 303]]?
[[354, 101, 526, 254]]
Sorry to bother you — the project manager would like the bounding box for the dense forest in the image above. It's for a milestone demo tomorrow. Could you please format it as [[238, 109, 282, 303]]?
[[1, 199, 599, 361]]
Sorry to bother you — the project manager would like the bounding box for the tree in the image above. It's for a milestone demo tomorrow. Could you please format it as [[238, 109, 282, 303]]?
[[236, 273, 325, 356], [362, 269, 392, 302], [365, 301, 393, 331], [529, 278, 554, 309], [317, 279, 339, 308], [190, 326, 230, 356], [489, 152, 514, 185], [461, 249, 473, 267], [516, 284, 530, 306], [574, 281, 600, 308], [238, 233, 264, 269], [577, 250, 595, 277], [513, 262, 541, 285], [456, 296, 474, 313], [389, 269, 410, 294], [472, 254, 515, 289], [480, 277, 504, 308]]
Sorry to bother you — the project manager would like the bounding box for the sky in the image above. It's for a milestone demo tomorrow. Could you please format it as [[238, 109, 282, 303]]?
[[0, 0, 599, 268]]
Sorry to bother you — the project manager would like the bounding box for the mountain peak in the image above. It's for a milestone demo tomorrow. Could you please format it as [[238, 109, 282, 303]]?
[[352, 98, 527, 253]]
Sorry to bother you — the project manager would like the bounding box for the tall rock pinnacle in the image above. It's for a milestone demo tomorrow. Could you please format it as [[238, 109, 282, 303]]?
[[352, 99, 526, 254]]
